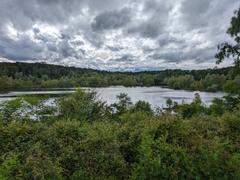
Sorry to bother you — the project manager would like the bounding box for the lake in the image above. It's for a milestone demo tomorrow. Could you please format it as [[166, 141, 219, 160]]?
[[0, 86, 225, 108]]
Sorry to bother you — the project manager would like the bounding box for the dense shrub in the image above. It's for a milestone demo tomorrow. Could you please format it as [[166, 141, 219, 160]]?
[[58, 89, 107, 121], [0, 90, 240, 179]]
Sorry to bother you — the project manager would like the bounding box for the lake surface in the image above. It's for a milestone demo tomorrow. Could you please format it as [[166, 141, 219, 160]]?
[[0, 86, 225, 108]]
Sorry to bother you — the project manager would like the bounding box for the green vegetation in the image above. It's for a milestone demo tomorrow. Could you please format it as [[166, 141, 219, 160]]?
[[0, 62, 239, 93], [164, 73, 231, 92], [216, 7, 240, 66], [0, 89, 240, 179]]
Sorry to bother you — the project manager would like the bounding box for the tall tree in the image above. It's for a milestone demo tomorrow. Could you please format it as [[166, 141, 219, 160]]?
[[216, 8, 240, 66]]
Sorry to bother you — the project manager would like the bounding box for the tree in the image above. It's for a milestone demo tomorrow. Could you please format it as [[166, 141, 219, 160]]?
[[216, 8, 240, 66], [177, 93, 205, 118], [112, 93, 132, 114], [193, 93, 202, 105], [164, 75, 195, 90], [209, 98, 225, 116], [132, 100, 153, 114], [166, 98, 173, 109], [58, 89, 106, 121]]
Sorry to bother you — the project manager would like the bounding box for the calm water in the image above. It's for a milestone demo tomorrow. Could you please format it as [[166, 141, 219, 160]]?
[[0, 86, 225, 108]]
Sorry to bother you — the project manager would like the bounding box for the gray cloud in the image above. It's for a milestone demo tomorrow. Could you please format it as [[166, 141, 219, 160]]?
[[126, 0, 171, 38], [109, 54, 135, 63], [149, 48, 216, 64], [91, 8, 132, 31], [181, 0, 239, 30], [0, 0, 238, 71], [0, 34, 44, 60], [127, 21, 162, 38]]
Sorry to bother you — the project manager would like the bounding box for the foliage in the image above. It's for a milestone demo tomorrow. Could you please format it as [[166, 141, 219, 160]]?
[[132, 100, 153, 115], [0, 96, 56, 122], [164, 75, 195, 90], [112, 93, 133, 115], [0, 89, 240, 179], [164, 73, 228, 92], [0, 62, 237, 93], [166, 98, 173, 108], [58, 88, 107, 121], [216, 8, 240, 66], [177, 93, 206, 118]]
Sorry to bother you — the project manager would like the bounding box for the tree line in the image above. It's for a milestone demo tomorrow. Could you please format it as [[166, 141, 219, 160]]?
[[0, 62, 239, 93]]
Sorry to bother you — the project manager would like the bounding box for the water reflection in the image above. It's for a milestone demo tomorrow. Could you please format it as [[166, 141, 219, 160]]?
[[0, 86, 225, 108]]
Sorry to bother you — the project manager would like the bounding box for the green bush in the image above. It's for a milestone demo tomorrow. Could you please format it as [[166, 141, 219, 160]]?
[[58, 89, 107, 121], [0, 91, 240, 179]]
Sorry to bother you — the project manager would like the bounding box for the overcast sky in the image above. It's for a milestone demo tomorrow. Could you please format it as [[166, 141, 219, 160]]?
[[0, 0, 238, 71]]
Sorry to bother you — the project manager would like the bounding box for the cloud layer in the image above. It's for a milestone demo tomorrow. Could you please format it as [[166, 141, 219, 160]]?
[[0, 0, 238, 71]]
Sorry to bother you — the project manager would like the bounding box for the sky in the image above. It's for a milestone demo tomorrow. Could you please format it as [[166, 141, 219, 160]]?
[[0, 0, 239, 71]]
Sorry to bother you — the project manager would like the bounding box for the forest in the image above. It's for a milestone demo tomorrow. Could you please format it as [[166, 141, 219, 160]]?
[[0, 61, 239, 93], [0, 5, 239, 180]]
